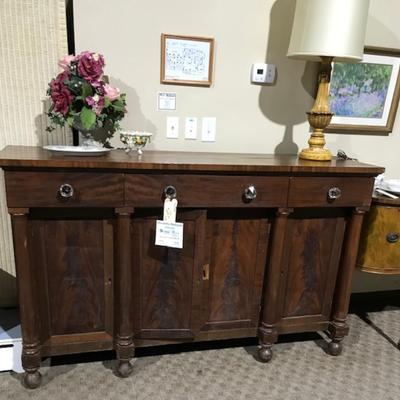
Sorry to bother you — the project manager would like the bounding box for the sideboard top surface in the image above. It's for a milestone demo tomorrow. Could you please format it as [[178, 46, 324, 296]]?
[[0, 146, 384, 175]]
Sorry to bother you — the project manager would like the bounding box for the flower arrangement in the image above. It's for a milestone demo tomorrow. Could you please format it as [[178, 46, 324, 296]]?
[[46, 51, 126, 133]]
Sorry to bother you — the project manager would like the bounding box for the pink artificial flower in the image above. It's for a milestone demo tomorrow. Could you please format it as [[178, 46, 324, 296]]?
[[50, 85, 73, 115], [104, 83, 120, 101], [77, 51, 105, 83], [58, 54, 76, 71], [49, 71, 73, 115], [49, 70, 70, 92], [86, 94, 105, 116]]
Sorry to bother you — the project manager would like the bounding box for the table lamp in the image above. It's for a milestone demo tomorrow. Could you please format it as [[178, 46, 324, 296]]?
[[287, 0, 370, 161]]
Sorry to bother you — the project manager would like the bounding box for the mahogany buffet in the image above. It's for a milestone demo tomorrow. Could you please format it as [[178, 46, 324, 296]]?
[[0, 146, 384, 388]]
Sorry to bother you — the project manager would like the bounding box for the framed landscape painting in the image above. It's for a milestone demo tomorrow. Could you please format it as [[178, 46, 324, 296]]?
[[327, 47, 400, 133]]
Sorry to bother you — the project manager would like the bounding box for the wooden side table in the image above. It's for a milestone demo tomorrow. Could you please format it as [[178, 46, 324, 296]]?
[[357, 196, 400, 274], [357, 195, 400, 349]]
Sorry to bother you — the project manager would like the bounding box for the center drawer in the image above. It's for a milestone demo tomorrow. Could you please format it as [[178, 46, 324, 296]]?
[[125, 174, 289, 208], [5, 171, 124, 207]]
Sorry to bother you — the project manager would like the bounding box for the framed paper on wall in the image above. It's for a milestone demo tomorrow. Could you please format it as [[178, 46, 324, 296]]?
[[326, 46, 400, 134], [160, 34, 214, 87]]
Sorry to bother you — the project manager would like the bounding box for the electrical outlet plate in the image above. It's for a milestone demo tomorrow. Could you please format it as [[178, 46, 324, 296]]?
[[201, 117, 216, 142], [185, 117, 197, 139], [166, 116, 179, 138]]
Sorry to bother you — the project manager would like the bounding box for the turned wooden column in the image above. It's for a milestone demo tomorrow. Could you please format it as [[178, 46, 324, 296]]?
[[258, 208, 292, 362], [10, 208, 42, 389], [328, 207, 368, 355], [115, 207, 135, 377]]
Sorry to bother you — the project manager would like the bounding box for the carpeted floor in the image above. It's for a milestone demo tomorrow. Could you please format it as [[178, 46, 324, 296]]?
[[1, 309, 399, 400]]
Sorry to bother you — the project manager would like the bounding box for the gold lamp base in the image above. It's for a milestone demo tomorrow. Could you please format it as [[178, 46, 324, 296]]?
[[299, 146, 332, 161], [299, 57, 334, 162], [299, 111, 333, 161]]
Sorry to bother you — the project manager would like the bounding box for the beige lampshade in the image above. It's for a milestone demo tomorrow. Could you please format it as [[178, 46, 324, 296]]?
[[287, 0, 370, 62]]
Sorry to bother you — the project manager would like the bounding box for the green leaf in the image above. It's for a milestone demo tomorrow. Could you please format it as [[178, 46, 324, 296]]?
[[81, 82, 93, 99], [66, 116, 74, 127], [112, 104, 125, 112], [80, 107, 96, 130], [104, 97, 111, 108], [112, 99, 126, 112]]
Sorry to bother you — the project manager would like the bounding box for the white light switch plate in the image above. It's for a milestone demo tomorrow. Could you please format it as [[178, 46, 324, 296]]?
[[201, 117, 216, 142], [166, 116, 179, 138], [185, 117, 197, 139]]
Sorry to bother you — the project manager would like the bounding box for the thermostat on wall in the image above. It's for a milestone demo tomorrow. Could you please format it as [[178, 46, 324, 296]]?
[[251, 63, 276, 84]]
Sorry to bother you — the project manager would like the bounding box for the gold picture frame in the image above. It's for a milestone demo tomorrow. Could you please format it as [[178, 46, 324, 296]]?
[[160, 34, 215, 87]]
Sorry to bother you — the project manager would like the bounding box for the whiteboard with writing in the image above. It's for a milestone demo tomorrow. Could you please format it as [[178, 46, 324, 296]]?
[[164, 38, 211, 82]]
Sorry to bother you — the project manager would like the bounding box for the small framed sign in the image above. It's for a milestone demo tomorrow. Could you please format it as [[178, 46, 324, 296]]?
[[161, 34, 215, 87], [157, 92, 176, 111]]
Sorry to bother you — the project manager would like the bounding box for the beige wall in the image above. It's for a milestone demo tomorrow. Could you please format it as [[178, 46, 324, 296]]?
[[74, 0, 399, 292]]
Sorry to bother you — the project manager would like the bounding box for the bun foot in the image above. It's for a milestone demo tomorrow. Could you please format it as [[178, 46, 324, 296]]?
[[23, 370, 42, 389], [116, 360, 133, 378], [328, 340, 342, 356], [258, 346, 273, 363]]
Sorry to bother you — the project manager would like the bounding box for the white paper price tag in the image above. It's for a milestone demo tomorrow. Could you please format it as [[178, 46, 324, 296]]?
[[163, 198, 178, 223], [155, 220, 183, 249]]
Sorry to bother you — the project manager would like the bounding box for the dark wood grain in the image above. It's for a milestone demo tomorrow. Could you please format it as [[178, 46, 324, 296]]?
[[0, 145, 384, 174], [41, 332, 114, 357], [0, 146, 384, 387], [288, 177, 374, 207], [328, 208, 367, 355], [281, 212, 345, 319], [126, 174, 289, 207], [115, 208, 134, 377], [203, 212, 269, 330], [36, 219, 107, 335], [5, 171, 124, 207], [277, 211, 346, 334], [132, 210, 206, 339], [258, 208, 292, 362], [11, 210, 42, 388]]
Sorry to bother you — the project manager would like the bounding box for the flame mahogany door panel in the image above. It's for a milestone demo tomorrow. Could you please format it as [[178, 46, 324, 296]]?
[[277, 209, 347, 332], [202, 210, 270, 331], [131, 210, 207, 339], [29, 209, 114, 355], [131, 209, 270, 339]]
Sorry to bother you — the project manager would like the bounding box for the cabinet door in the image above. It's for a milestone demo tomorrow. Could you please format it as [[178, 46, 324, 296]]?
[[203, 210, 270, 331], [279, 209, 346, 330], [30, 210, 114, 351], [132, 210, 206, 339]]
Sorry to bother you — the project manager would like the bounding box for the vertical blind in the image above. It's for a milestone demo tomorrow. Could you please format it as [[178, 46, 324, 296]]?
[[0, 0, 71, 305]]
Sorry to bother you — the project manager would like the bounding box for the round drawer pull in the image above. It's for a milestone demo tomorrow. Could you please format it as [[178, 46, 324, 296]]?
[[386, 232, 399, 244], [164, 185, 177, 199], [328, 187, 342, 200], [59, 183, 74, 198], [244, 185, 257, 201]]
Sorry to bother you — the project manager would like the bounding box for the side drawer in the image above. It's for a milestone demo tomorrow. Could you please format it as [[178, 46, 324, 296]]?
[[5, 171, 124, 207], [288, 176, 374, 208], [125, 174, 289, 207]]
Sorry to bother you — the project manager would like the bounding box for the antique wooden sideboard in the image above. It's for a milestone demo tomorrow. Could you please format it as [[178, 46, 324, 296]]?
[[0, 146, 384, 388]]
